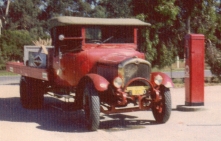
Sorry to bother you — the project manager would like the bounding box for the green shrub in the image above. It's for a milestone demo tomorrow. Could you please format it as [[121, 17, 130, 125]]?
[[0, 30, 33, 69]]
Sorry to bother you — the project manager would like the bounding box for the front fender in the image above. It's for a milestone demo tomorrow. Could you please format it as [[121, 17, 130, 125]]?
[[85, 74, 110, 92], [151, 72, 174, 88]]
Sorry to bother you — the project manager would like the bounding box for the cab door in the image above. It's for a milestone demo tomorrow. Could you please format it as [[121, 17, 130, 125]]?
[[51, 26, 83, 86]]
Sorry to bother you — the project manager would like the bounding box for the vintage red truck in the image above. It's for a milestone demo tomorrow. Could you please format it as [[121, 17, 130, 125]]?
[[6, 16, 173, 131]]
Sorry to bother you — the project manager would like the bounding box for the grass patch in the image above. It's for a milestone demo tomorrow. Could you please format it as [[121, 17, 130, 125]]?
[[0, 70, 18, 76], [172, 78, 184, 88]]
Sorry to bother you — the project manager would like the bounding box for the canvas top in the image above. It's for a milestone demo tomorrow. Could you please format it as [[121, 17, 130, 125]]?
[[49, 16, 151, 28]]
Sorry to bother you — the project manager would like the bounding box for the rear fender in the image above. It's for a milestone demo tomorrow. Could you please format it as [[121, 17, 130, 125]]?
[[83, 74, 110, 92], [151, 72, 174, 88]]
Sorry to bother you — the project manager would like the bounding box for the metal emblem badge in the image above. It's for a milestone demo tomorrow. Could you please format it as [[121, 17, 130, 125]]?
[[33, 55, 42, 67]]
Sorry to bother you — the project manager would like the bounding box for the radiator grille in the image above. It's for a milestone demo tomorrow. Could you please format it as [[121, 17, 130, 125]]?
[[123, 62, 150, 85], [97, 58, 151, 87]]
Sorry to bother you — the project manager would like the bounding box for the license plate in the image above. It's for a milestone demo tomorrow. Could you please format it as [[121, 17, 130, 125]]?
[[126, 86, 149, 95]]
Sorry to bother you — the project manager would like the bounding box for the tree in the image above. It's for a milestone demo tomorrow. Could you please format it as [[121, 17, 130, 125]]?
[[0, 30, 33, 68], [6, 0, 41, 30], [203, 0, 221, 81], [98, 0, 132, 18], [131, 0, 180, 68], [39, 0, 77, 20], [176, 0, 217, 40], [0, 0, 10, 33], [176, 0, 221, 80], [75, 0, 106, 18], [0, 0, 220, 71], [213, 0, 221, 50], [131, 0, 220, 68], [0, 0, 49, 39]]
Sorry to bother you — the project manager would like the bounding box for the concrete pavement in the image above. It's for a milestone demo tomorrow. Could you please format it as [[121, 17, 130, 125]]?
[[0, 84, 221, 141], [0, 75, 20, 85]]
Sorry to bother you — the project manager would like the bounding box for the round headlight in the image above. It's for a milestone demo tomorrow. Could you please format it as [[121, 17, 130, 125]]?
[[154, 74, 163, 85], [113, 77, 123, 88]]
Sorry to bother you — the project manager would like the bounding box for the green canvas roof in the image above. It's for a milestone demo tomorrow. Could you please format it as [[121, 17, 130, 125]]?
[[49, 16, 151, 28]]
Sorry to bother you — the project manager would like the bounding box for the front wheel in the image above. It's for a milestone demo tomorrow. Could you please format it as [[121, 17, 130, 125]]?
[[83, 83, 100, 131], [20, 76, 44, 109], [151, 86, 171, 123]]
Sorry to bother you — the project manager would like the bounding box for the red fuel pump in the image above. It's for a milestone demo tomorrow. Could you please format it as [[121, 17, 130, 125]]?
[[184, 34, 205, 106]]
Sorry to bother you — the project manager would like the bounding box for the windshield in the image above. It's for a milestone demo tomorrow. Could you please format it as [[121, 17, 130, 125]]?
[[85, 26, 134, 44]]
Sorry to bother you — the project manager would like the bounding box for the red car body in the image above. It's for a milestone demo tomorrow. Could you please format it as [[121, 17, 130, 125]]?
[[6, 16, 173, 131]]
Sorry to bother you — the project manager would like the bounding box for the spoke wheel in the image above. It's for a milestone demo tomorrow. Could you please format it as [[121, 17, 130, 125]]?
[[83, 83, 100, 131], [152, 86, 171, 123]]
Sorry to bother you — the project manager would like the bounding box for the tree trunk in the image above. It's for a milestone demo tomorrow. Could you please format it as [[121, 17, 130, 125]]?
[[186, 16, 191, 34], [5, 0, 11, 16]]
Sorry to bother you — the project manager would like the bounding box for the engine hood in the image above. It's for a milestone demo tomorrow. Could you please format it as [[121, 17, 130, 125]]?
[[98, 53, 133, 66]]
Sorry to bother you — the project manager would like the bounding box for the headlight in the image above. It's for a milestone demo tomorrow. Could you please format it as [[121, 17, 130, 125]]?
[[154, 74, 163, 85], [113, 77, 123, 88]]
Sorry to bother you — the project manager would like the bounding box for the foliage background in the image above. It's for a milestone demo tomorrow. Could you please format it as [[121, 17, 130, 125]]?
[[0, 0, 221, 72]]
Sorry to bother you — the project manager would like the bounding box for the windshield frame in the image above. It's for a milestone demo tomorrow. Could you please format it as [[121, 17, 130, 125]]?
[[82, 26, 138, 50]]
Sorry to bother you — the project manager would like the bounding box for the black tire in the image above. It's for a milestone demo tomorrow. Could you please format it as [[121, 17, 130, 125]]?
[[151, 86, 171, 123], [83, 83, 100, 131], [20, 76, 44, 109]]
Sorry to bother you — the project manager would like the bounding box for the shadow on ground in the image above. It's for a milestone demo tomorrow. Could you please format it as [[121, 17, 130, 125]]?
[[0, 96, 159, 132], [100, 114, 156, 132]]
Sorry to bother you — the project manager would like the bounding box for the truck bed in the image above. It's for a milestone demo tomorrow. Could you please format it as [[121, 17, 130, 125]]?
[[6, 62, 49, 81]]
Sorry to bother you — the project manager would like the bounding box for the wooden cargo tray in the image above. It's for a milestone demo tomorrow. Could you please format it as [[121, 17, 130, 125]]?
[[6, 62, 49, 81]]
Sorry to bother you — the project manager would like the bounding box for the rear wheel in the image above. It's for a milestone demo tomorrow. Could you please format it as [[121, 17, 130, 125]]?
[[20, 76, 44, 109], [83, 83, 100, 131], [152, 86, 171, 123]]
